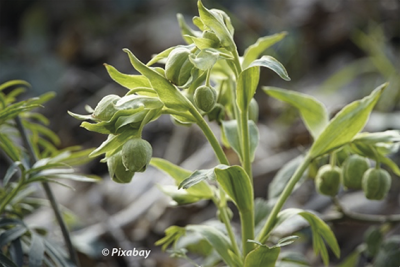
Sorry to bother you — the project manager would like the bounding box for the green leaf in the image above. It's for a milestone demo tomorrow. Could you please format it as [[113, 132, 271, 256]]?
[[309, 83, 386, 158], [147, 46, 175, 66], [155, 226, 186, 251], [179, 167, 218, 189], [0, 134, 21, 161], [0, 253, 18, 267], [276, 235, 299, 247], [244, 246, 280, 267], [0, 80, 30, 92], [0, 226, 27, 247], [177, 14, 201, 44], [268, 155, 304, 199], [277, 251, 310, 267], [29, 234, 44, 267], [150, 158, 213, 198], [4, 162, 22, 186], [337, 250, 360, 267], [242, 32, 287, 69], [214, 165, 253, 212], [189, 49, 219, 70], [157, 185, 203, 205], [352, 130, 400, 144], [197, 0, 235, 50], [264, 87, 328, 139], [104, 64, 151, 90], [42, 239, 70, 267], [186, 224, 241, 267], [276, 209, 340, 266], [248, 56, 290, 81], [236, 66, 260, 113], [89, 130, 138, 158], [123, 49, 192, 112]]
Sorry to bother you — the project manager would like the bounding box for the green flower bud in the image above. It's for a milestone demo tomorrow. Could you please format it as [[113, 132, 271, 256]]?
[[165, 48, 195, 86], [315, 165, 341, 196], [93, 94, 120, 121], [122, 138, 152, 172], [194, 85, 217, 113], [362, 168, 391, 200], [342, 155, 369, 189], [107, 151, 135, 184], [249, 98, 259, 123]]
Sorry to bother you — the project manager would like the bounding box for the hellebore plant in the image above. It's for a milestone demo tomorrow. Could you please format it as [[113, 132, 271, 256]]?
[[71, 1, 400, 266]]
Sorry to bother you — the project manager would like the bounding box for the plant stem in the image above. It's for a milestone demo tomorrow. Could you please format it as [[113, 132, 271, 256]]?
[[189, 106, 229, 165], [213, 194, 240, 256], [240, 209, 255, 256], [257, 155, 312, 243], [239, 110, 252, 179], [14, 117, 80, 267]]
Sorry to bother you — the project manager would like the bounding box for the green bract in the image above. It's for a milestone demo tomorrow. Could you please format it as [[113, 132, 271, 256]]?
[[315, 165, 342, 196], [165, 47, 195, 86], [93, 94, 121, 121], [194, 85, 217, 112], [362, 168, 391, 200], [342, 154, 369, 189], [122, 138, 152, 172]]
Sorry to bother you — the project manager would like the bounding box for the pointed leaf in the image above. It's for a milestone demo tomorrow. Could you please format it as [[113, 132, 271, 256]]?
[[177, 14, 201, 44], [4, 162, 22, 186], [89, 130, 138, 157], [263, 87, 328, 139], [248, 56, 290, 81], [150, 158, 213, 198], [104, 64, 151, 90], [244, 246, 280, 267], [157, 185, 202, 205], [243, 32, 287, 69], [147, 46, 175, 66], [0, 254, 18, 267], [0, 226, 27, 247], [179, 167, 218, 189], [214, 165, 253, 212], [123, 49, 191, 112], [310, 84, 386, 158], [29, 234, 44, 267], [189, 49, 219, 70], [197, 1, 235, 50], [186, 224, 241, 267]]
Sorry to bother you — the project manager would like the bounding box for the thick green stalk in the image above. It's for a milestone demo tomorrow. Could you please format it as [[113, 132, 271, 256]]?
[[239, 110, 252, 179], [14, 117, 80, 267], [257, 155, 312, 243], [240, 209, 255, 256]]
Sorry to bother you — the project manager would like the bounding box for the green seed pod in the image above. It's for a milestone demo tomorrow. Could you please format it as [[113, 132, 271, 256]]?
[[194, 85, 217, 112], [93, 94, 120, 121], [122, 138, 152, 173], [362, 168, 391, 200], [249, 98, 259, 123], [315, 165, 342, 196], [107, 151, 135, 184], [165, 48, 195, 86], [342, 155, 369, 189]]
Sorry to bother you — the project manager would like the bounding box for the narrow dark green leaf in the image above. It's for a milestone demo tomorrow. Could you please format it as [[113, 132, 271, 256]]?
[[263, 87, 328, 139], [0, 134, 21, 161], [214, 165, 253, 212], [29, 234, 44, 267], [0, 218, 25, 228], [0, 253, 18, 267], [244, 246, 280, 267], [43, 239, 71, 267], [276, 235, 299, 247], [4, 162, 21, 186], [10, 238, 23, 267], [0, 226, 27, 247], [309, 84, 386, 158], [0, 80, 30, 92], [104, 64, 151, 89], [186, 224, 241, 267], [242, 32, 287, 69]]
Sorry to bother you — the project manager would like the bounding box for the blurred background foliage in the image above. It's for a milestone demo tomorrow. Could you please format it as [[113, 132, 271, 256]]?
[[1, 0, 399, 266]]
